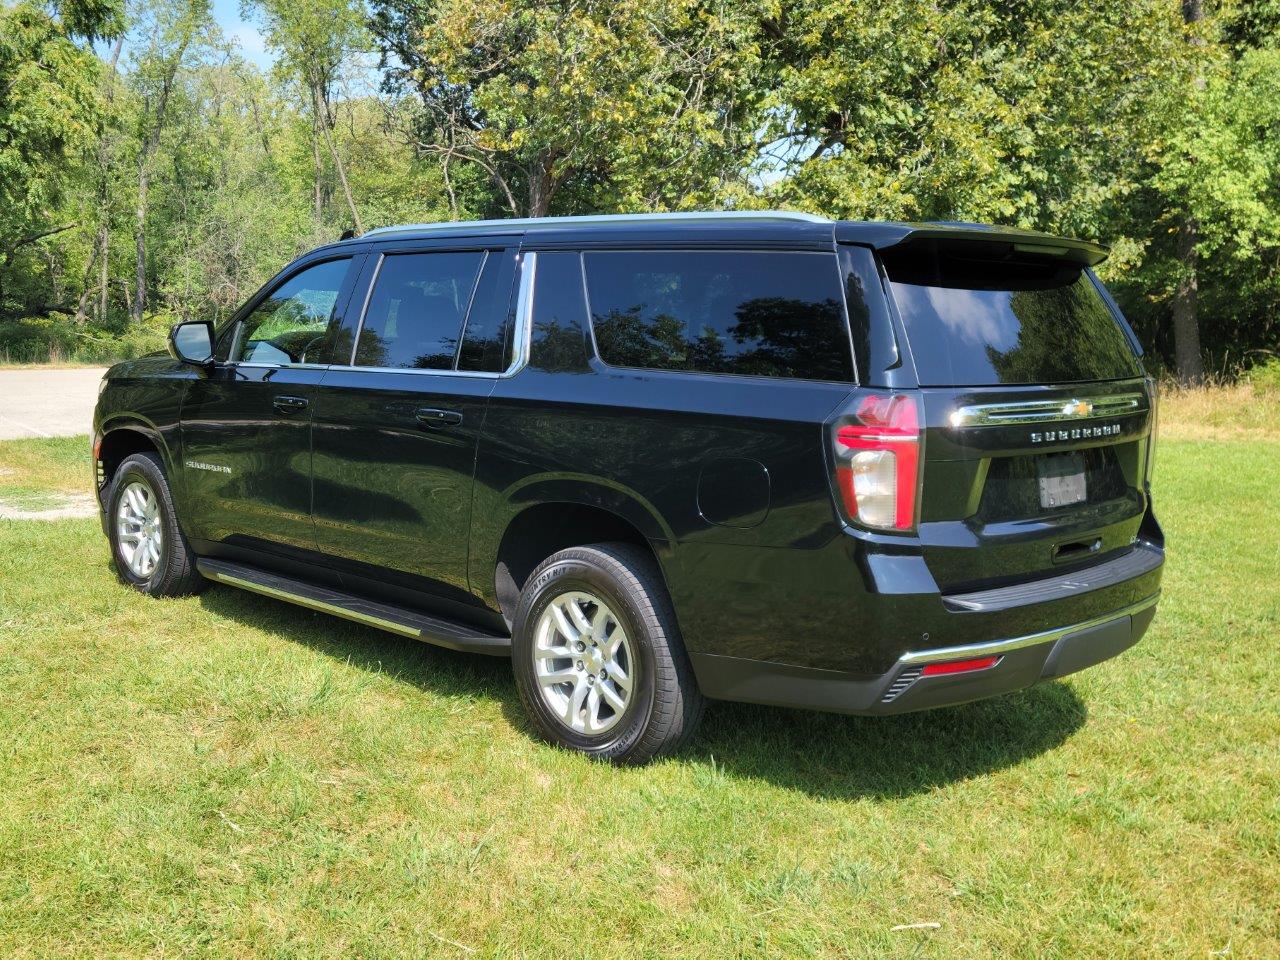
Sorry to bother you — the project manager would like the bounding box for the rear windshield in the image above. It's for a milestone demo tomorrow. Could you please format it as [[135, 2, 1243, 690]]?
[[583, 250, 853, 382], [881, 240, 1141, 386]]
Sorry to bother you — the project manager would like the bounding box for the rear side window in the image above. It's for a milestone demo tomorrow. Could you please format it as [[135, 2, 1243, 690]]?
[[583, 250, 853, 382], [354, 252, 484, 369], [881, 240, 1141, 386]]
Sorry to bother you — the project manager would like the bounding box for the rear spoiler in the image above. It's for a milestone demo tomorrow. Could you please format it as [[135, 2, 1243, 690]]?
[[833, 221, 1108, 267]]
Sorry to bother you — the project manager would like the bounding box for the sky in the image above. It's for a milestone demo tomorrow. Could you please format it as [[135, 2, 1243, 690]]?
[[211, 0, 274, 70]]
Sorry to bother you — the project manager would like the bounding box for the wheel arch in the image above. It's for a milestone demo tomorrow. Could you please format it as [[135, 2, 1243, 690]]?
[[480, 481, 674, 626], [96, 420, 172, 493]]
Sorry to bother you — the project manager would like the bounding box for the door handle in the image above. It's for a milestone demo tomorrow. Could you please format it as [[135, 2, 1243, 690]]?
[[272, 395, 309, 414], [415, 407, 463, 429]]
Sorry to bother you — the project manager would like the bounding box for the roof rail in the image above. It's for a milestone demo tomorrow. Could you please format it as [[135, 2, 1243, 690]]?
[[357, 210, 831, 239]]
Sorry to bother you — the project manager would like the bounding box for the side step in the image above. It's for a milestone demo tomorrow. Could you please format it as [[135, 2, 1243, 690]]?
[[196, 558, 511, 656]]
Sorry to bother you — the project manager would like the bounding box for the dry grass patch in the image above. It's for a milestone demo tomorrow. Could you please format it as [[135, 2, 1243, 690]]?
[[1159, 382, 1280, 441]]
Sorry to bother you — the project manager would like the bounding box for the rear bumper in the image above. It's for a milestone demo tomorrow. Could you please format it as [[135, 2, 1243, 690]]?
[[690, 593, 1158, 715]]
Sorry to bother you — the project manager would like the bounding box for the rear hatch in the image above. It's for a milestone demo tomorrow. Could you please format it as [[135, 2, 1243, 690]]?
[[878, 236, 1156, 594]]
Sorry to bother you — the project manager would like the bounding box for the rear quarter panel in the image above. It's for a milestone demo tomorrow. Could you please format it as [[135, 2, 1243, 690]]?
[[471, 362, 854, 666]]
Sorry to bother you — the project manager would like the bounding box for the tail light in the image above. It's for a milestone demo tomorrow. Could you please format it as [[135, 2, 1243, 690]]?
[[831, 394, 922, 531]]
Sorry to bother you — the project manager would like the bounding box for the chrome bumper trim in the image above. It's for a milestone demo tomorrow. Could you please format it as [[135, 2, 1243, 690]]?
[[898, 593, 1160, 666]]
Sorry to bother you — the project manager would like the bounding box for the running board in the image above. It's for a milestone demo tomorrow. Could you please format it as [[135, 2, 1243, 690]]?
[[196, 558, 511, 656]]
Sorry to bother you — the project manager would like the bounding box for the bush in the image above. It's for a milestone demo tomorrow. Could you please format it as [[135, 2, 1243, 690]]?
[[0, 315, 170, 365], [1243, 354, 1280, 395]]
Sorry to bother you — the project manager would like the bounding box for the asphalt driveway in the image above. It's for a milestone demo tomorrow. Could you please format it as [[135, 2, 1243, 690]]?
[[0, 367, 109, 440]]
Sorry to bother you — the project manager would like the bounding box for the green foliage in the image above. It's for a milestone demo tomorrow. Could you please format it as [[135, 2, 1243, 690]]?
[[370, 0, 765, 216], [1, 0, 1279, 373], [1243, 353, 1280, 393], [757, 0, 1184, 238], [0, 0, 121, 312]]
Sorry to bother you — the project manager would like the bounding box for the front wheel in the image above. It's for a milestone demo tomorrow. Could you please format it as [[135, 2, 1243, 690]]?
[[107, 452, 205, 597], [512, 543, 704, 764]]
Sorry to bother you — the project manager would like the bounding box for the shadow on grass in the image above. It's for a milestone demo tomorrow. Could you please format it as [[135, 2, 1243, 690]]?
[[198, 586, 1087, 801]]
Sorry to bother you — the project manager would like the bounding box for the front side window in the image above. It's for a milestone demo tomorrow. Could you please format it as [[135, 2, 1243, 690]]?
[[229, 258, 351, 365], [353, 252, 485, 369], [584, 250, 854, 382]]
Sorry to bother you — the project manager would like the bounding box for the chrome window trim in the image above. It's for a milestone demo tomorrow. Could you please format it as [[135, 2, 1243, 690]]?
[[949, 392, 1145, 428], [897, 593, 1159, 666], [227, 362, 330, 371]]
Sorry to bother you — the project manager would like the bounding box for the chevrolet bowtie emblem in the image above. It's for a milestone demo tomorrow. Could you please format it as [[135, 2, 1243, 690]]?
[[1061, 399, 1094, 417]]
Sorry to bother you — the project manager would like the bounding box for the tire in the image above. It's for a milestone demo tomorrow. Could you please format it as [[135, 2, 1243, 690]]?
[[106, 452, 205, 598], [512, 542, 705, 764]]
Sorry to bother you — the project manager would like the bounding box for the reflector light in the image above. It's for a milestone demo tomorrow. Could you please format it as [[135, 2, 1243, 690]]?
[[921, 656, 1001, 676], [832, 394, 921, 530]]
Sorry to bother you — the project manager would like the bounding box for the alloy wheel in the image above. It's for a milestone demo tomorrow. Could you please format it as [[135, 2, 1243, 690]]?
[[116, 479, 163, 579], [533, 590, 636, 735]]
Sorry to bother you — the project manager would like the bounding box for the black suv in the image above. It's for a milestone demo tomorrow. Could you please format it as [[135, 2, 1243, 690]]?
[[94, 212, 1163, 763]]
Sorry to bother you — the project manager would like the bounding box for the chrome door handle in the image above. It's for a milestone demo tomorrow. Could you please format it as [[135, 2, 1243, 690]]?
[[415, 407, 463, 429], [272, 395, 309, 414]]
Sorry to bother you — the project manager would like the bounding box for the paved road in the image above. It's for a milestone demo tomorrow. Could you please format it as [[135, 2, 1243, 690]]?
[[0, 367, 109, 440]]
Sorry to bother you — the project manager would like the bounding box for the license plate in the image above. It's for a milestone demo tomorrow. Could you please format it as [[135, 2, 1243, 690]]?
[[1037, 453, 1087, 509]]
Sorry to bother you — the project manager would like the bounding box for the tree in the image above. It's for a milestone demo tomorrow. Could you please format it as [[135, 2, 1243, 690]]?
[[248, 0, 369, 231], [0, 0, 123, 314], [368, 0, 764, 217], [755, 0, 1182, 236], [1170, 0, 1208, 384], [127, 0, 211, 323]]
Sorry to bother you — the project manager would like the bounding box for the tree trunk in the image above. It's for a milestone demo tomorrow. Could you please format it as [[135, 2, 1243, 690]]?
[[314, 82, 363, 233], [132, 168, 148, 324], [311, 109, 325, 221], [1174, 0, 1205, 385], [526, 157, 555, 218], [132, 33, 190, 323], [1173, 218, 1205, 384], [99, 230, 110, 321], [92, 36, 123, 324]]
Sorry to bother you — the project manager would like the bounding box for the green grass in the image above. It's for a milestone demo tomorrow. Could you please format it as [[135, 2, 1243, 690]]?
[[0, 429, 1277, 958]]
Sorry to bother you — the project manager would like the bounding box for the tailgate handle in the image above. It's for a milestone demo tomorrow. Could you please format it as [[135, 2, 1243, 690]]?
[[1054, 538, 1101, 564]]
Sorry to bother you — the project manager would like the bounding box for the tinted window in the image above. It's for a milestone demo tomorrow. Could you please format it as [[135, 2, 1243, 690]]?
[[354, 252, 484, 369], [229, 258, 350, 365], [529, 253, 592, 373], [882, 240, 1142, 386], [584, 251, 853, 382], [457, 250, 518, 373]]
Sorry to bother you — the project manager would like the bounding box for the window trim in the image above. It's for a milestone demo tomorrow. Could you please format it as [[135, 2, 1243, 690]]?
[[580, 247, 858, 386]]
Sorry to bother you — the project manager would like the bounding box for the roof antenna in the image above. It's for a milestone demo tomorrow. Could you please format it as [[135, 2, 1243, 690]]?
[[339, 228, 358, 241]]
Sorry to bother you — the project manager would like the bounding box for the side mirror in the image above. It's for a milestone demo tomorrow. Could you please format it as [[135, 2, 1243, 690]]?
[[169, 320, 215, 368]]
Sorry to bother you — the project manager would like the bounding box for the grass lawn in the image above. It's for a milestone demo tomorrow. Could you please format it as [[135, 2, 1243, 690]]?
[[0, 398, 1276, 958]]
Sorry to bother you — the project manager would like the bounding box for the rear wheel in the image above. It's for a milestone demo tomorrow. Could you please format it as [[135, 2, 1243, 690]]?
[[107, 452, 204, 597], [512, 543, 704, 764]]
